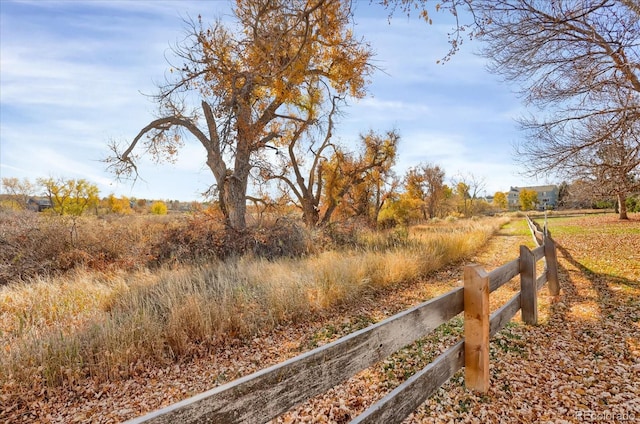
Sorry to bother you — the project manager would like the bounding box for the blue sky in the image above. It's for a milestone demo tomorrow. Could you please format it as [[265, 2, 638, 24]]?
[[0, 0, 546, 201]]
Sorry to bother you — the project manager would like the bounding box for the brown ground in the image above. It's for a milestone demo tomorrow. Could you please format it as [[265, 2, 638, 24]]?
[[6, 217, 639, 423]]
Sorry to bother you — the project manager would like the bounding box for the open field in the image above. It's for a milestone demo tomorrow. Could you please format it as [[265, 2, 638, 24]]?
[[1, 212, 638, 423]]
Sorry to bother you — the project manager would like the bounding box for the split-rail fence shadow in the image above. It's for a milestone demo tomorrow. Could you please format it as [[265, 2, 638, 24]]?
[[125, 216, 560, 424]]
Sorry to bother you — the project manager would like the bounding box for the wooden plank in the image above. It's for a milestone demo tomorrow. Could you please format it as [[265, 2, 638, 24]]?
[[463, 264, 490, 393], [351, 341, 464, 424], [519, 245, 538, 325], [354, 291, 523, 424], [527, 216, 544, 246], [544, 236, 560, 296], [489, 292, 521, 338], [536, 272, 547, 291], [488, 258, 520, 293], [124, 287, 464, 424], [526, 217, 537, 242], [532, 245, 545, 261], [525, 216, 535, 230], [534, 233, 543, 247]]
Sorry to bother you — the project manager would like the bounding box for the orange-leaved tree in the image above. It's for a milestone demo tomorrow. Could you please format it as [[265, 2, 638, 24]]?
[[519, 188, 538, 211], [403, 163, 446, 220], [106, 194, 133, 215], [492, 191, 508, 209], [106, 0, 373, 230], [320, 130, 399, 226]]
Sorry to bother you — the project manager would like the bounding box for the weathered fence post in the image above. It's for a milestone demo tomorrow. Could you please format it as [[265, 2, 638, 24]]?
[[463, 264, 490, 392], [543, 232, 560, 296], [519, 245, 538, 325]]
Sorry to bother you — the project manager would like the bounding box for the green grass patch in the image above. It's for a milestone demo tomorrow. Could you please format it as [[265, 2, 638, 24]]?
[[501, 219, 531, 236]]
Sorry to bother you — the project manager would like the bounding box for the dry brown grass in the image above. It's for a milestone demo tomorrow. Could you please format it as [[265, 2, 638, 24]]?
[[0, 210, 315, 286], [0, 216, 508, 409], [0, 211, 171, 284]]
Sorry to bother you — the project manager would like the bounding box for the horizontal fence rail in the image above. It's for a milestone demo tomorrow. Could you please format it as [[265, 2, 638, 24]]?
[[125, 289, 465, 424], [125, 217, 560, 424]]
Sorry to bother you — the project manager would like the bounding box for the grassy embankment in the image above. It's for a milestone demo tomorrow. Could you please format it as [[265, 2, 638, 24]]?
[[0, 215, 508, 400]]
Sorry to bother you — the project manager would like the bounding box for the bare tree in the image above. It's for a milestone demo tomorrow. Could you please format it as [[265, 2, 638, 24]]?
[[621, 0, 640, 15], [453, 172, 486, 216], [571, 117, 640, 217], [380, 1, 640, 219], [476, 0, 640, 219], [106, 0, 373, 230], [1, 177, 35, 209]]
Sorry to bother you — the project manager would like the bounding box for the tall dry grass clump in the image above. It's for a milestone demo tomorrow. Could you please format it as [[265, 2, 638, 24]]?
[[0, 216, 508, 404]]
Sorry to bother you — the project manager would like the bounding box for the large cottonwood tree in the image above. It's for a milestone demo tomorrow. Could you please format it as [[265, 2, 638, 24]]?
[[107, 0, 373, 230]]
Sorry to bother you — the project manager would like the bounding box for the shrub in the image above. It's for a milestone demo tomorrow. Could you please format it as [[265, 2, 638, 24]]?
[[626, 195, 640, 213], [0, 211, 67, 284], [0, 211, 167, 285], [250, 218, 313, 259], [1, 209, 320, 286], [593, 199, 614, 209], [150, 201, 168, 215], [152, 213, 314, 264]]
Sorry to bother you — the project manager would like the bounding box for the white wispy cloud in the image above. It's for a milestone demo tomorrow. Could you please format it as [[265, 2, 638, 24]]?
[[0, 0, 533, 201]]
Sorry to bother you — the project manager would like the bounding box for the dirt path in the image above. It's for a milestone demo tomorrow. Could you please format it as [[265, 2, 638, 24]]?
[[10, 219, 639, 423]]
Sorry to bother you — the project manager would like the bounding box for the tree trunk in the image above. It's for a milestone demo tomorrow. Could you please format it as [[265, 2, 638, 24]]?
[[204, 123, 252, 231], [427, 196, 438, 219], [220, 171, 248, 230], [372, 199, 386, 228], [302, 200, 320, 227], [618, 192, 628, 220], [320, 201, 338, 226], [206, 154, 248, 230]]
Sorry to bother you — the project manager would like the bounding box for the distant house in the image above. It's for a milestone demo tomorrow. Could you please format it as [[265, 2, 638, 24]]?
[[507, 185, 559, 210], [27, 197, 53, 212]]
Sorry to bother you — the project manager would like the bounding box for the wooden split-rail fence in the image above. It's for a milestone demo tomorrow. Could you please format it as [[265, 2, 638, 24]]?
[[125, 216, 560, 424]]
